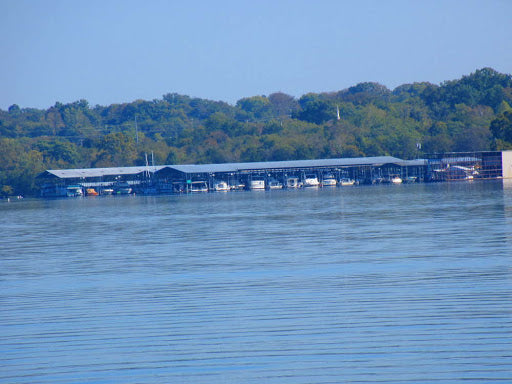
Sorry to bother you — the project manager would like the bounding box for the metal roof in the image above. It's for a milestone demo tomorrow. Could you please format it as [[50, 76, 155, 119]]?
[[160, 156, 406, 174], [39, 156, 421, 180], [395, 159, 427, 167], [38, 166, 165, 179], [428, 156, 480, 164]]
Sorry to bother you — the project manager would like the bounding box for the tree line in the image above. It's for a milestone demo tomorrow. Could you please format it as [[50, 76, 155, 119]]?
[[1, 67, 512, 196]]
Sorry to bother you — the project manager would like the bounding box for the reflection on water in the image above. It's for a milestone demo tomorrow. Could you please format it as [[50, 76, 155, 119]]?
[[1, 181, 512, 383]]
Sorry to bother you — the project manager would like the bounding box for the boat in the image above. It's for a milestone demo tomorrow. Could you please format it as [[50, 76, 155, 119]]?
[[447, 165, 478, 180], [391, 176, 403, 184], [339, 178, 356, 186], [190, 181, 208, 192], [100, 188, 114, 195], [249, 177, 265, 190], [113, 182, 132, 195], [285, 177, 301, 188], [66, 185, 83, 197], [85, 188, 99, 196], [303, 174, 320, 187], [229, 181, 245, 190], [268, 179, 283, 189], [321, 174, 337, 187], [404, 176, 417, 183], [213, 180, 229, 192]]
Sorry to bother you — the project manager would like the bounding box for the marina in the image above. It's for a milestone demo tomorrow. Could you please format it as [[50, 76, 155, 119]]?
[[2, 3, 510, 383], [37, 151, 509, 197]]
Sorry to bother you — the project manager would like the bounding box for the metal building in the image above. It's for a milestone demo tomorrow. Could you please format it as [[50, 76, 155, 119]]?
[[38, 156, 422, 196], [37, 151, 512, 197], [425, 151, 507, 181], [151, 156, 425, 193], [37, 166, 164, 197]]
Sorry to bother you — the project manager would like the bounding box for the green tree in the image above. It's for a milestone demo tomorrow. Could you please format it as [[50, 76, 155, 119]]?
[[1, 185, 14, 197], [94, 132, 137, 167], [268, 92, 298, 117], [236, 96, 272, 120], [490, 111, 512, 143], [296, 93, 336, 124]]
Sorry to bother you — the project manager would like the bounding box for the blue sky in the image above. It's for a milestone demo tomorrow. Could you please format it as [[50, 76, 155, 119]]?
[[1, 0, 511, 110]]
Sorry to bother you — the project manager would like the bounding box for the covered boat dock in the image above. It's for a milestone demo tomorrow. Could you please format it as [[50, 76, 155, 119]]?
[[153, 156, 425, 193], [37, 156, 427, 196]]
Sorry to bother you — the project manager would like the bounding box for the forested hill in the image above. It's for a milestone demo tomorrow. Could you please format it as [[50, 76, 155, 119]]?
[[2, 67, 512, 196]]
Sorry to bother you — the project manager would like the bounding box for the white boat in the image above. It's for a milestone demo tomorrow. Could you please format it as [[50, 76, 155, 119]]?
[[285, 177, 301, 188], [190, 181, 208, 192], [229, 181, 245, 190], [101, 188, 114, 195], [447, 165, 478, 180], [268, 179, 283, 189], [303, 174, 320, 187], [66, 185, 83, 197], [321, 174, 337, 187], [213, 180, 229, 191], [390, 176, 402, 184], [249, 178, 265, 190], [339, 178, 356, 186]]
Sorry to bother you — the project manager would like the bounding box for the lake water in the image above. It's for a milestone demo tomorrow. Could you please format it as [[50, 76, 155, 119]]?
[[1, 181, 512, 383]]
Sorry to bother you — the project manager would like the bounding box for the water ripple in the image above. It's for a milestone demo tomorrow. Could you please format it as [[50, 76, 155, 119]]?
[[1, 181, 512, 383]]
